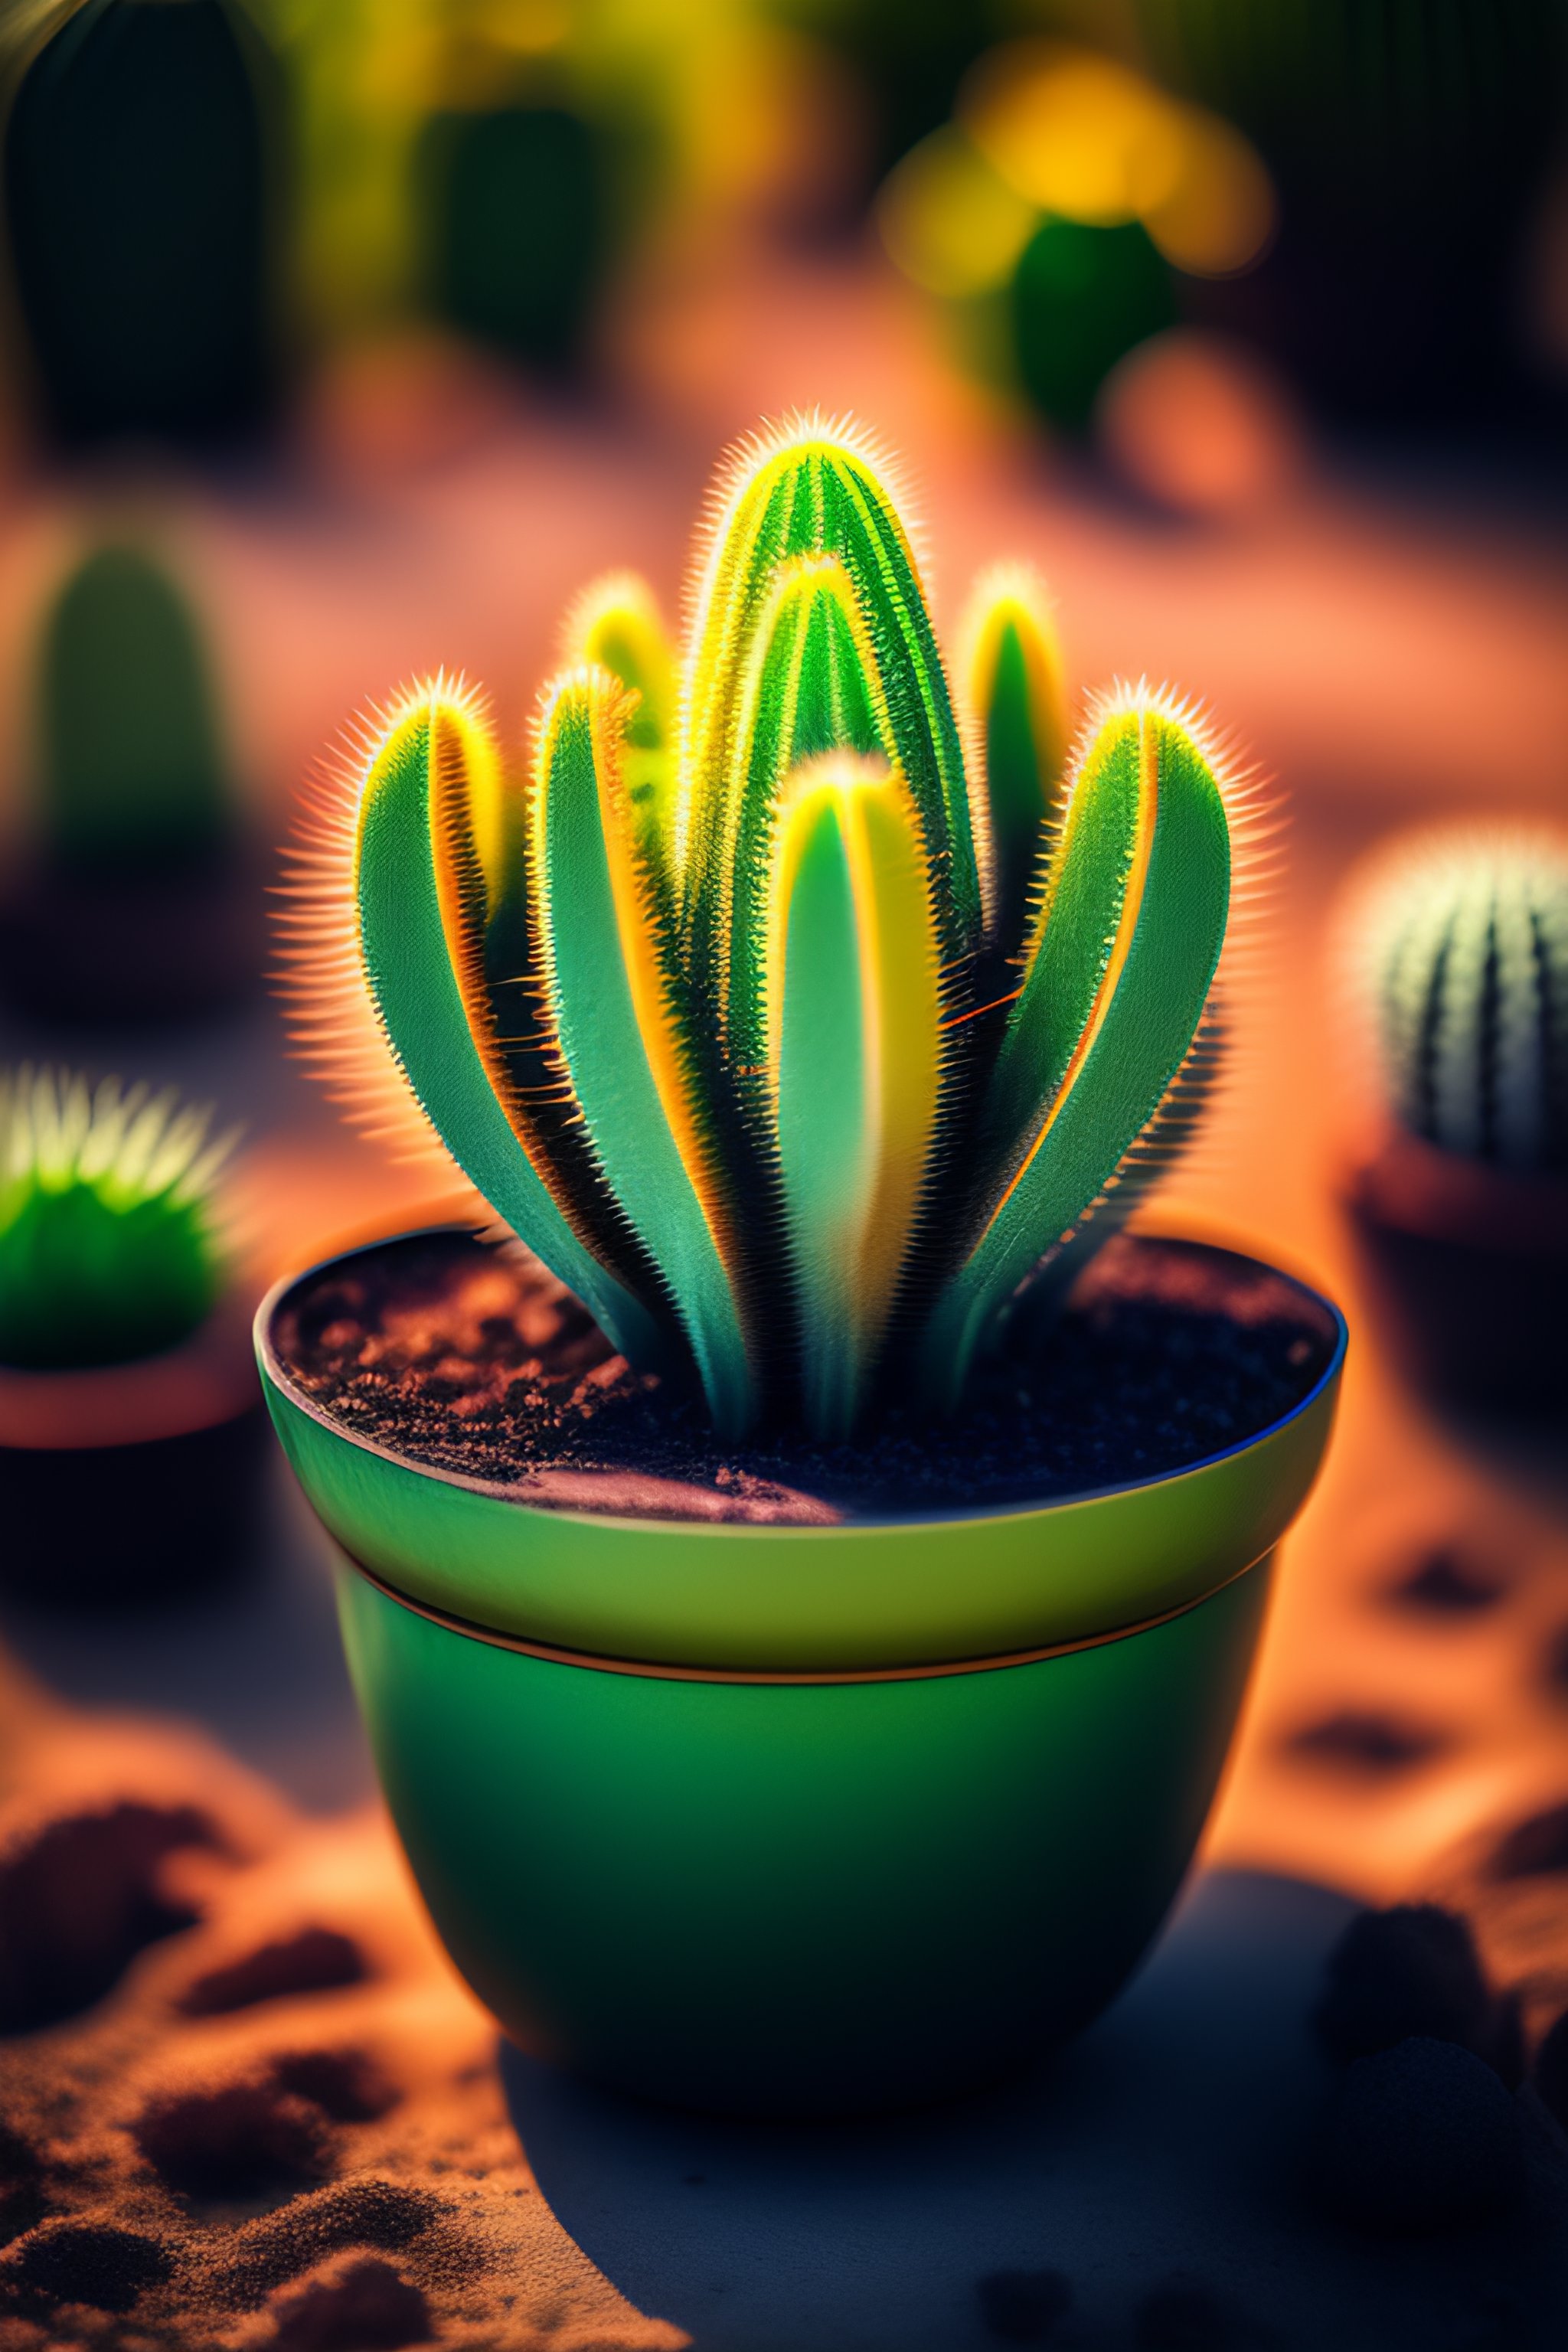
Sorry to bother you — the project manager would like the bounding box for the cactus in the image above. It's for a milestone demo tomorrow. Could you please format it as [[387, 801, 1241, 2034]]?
[[2, 0, 279, 447], [286, 418, 1240, 1438], [1008, 214, 1177, 436], [1354, 829, 1568, 1178], [0, 1067, 234, 1370], [34, 542, 232, 876], [417, 102, 609, 370]]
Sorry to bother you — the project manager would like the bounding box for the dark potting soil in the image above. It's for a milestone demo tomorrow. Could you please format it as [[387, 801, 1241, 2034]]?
[[272, 1230, 1338, 1527]]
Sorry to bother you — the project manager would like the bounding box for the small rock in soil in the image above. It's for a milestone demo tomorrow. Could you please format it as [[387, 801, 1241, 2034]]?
[[5, 2220, 172, 2312], [132, 2079, 336, 2198], [1387, 1546, 1508, 1615], [178, 1927, 367, 2014], [0, 1802, 217, 2033], [271, 2257, 434, 2351], [1308, 2037, 1526, 2234], [1487, 1801, 1568, 1882], [1315, 1904, 1509, 2073], [1284, 1711, 1448, 1775], [270, 2047, 400, 2123]]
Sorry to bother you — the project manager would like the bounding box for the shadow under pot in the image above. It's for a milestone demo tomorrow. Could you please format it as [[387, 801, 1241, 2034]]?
[[1341, 1125, 1568, 1413], [0, 1295, 269, 1607], [257, 1224, 1346, 2119]]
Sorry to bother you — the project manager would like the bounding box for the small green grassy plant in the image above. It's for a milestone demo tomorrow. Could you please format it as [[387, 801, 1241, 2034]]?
[[0, 1067, 234, 1370], [287, 417, 1249, 1439]]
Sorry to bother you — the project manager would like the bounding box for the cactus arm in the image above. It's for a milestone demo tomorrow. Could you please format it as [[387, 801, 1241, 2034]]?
[[567, 572, 678, 867], [681, 429, 980, 972], [724, 559, 885, 1055], [922, 704, 1230, 1401], [965, 573, 1068, 964], [766, 758, 944, 1438], [353, 689, 661, 1363], [528, 671, 754, 1434]]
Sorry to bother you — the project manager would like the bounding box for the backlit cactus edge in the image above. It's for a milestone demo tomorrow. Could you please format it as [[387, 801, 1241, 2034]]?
[[287, 420, 1243, 1439]]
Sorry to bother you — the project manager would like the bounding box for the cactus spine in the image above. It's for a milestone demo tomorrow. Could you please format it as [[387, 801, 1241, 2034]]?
[[1359, 830, 1568, 1178], [289, 419, 1237, 1437]]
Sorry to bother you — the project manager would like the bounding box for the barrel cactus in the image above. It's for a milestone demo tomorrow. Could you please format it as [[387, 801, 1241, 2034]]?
[[35, 541, 233, 876], [284, 418, 1245, 1437], [1351, 828, 1568, 1178], [0, 1067, 235, 1370]]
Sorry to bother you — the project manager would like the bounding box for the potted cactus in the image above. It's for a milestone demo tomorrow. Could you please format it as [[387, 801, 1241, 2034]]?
[[0, 538, 263, 1024], [259, 420, 1345, 2116], [0, 1066, 265, 1606], [2, 0, 282, 450], [1338, 825, 1568, 1411]]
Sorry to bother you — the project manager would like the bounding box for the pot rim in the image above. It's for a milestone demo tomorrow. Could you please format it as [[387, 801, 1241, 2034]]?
[[256, 1221, 1348, 1539], [336, 1535, 1268, 1680]]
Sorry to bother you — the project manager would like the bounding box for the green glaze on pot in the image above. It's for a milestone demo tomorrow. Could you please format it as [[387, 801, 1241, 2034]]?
[[258, 1225, 1344, 2115], [335, 1550, 1269, 2115]]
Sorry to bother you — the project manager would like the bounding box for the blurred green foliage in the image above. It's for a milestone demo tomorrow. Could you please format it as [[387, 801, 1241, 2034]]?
[[0, 1069, 232, 1370], [36, 542, 231, 877]]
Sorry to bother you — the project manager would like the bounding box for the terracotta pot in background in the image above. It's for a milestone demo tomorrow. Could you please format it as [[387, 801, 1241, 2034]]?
[[0, 1293, 268, 1608], [1342, 1125, 1568, 1414]]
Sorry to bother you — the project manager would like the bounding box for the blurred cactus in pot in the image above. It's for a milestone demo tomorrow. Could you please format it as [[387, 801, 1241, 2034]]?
[[0, 1067, 234, 1370], [286, 419, 1250, 1438], [880, 42, 1273, 435], [34, 541, 234, 879], [2, 0, 283, 449], [1352, 829, 1568, 1178]]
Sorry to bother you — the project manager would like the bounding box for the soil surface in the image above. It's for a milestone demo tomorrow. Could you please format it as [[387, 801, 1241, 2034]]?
[[270, 1230, 1340, 1525]]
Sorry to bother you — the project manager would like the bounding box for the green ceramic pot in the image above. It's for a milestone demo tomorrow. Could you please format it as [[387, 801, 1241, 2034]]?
[[258, 1229, 1345, 2117]]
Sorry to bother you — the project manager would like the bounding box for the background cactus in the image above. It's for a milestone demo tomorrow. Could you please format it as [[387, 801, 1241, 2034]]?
[[2, 0, 281, 448], [1351, 829, 1568, 1178], [416, 100, 610, 371], [34, 542, 234, 877], [0, 1068, 234, 1370], [287, 419, 1242, 1439]]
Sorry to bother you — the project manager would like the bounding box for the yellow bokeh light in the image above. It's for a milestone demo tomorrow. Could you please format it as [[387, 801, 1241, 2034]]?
[[1144, 116, 1276, 277], [962, 43, 1187, 227], [952, 40, 1275, 281], [877, 126, 1038, 301]]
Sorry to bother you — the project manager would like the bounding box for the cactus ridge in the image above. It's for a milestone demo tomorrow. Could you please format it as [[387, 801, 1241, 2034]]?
[[284, 416, 1241, 1438], [1354, 825, 1568, 1178]]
